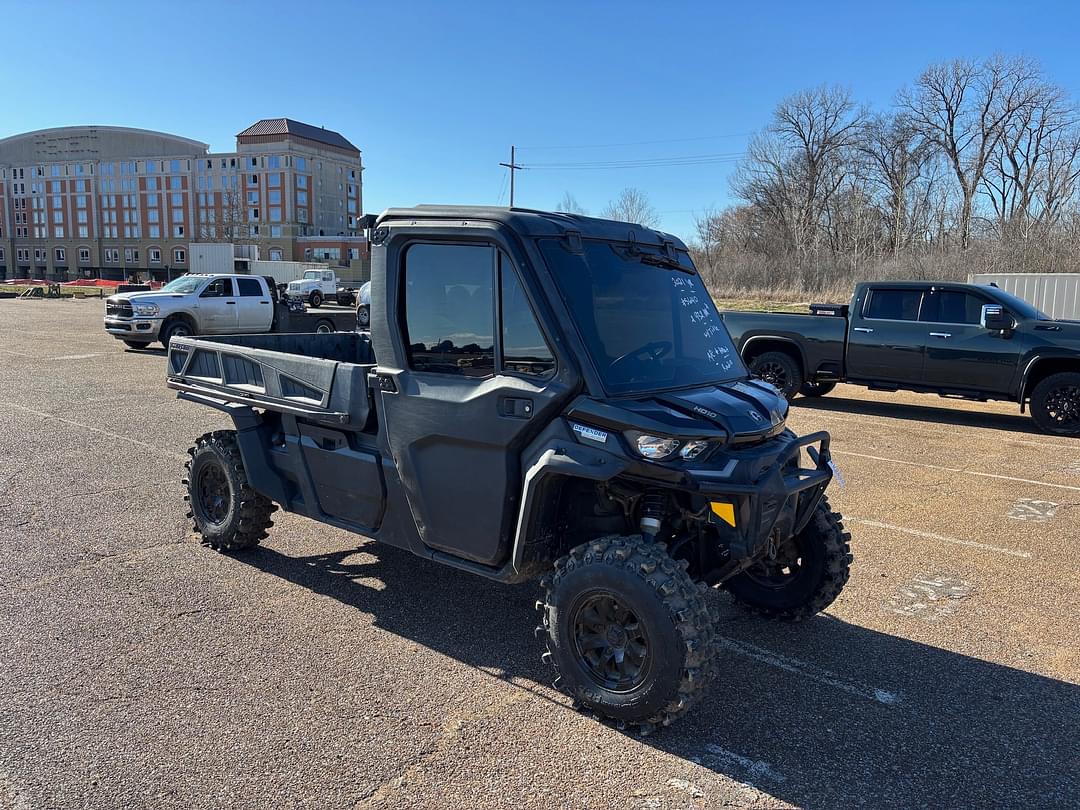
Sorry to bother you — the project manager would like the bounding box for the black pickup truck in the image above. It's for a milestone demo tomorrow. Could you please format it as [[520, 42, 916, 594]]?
[[721, 281, 1080, 435]]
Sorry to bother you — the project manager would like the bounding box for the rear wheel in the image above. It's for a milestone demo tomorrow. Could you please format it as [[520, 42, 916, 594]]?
[[749, 350, 803, 401], [724, 496, 851, 621], [538, 535, 718, 730], [1030, 372, 1080, 435], [310, 290, 323, 309], [183, 430, 276, 552], [356, 304, 370, 329], [799, 380, 837, 398], [315, 318, 336, 334]]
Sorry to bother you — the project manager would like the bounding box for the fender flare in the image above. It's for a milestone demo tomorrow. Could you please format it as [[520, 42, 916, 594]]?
[[1017, 352, 1080, 409], [510, 440, 629, 577], [740, 335, 807, 372]]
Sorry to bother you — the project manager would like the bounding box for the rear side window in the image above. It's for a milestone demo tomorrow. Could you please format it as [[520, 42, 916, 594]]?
[[919, 289, 985, 324], [404, 243, 495, 377], [500, 252, 555, 379], [865, 289, 922, 321], [236, 277, 263, 296]]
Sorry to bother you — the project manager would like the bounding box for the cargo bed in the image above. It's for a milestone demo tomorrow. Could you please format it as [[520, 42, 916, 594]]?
[[166, 332, 376, 425]]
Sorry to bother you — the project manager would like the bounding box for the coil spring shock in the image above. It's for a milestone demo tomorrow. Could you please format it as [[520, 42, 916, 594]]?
[[639, 492, 666, 541]]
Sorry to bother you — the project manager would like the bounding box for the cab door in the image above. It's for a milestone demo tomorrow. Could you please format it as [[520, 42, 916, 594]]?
[[376, 239, 571, 566], [234, 276, 274, 331], [196, 277, 239, 333], [919, 287, 1021, 393], [845, 286, 927, 385]]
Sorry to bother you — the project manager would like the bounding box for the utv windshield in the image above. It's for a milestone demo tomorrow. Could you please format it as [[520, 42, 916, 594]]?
[[539, 238, 746, 394]]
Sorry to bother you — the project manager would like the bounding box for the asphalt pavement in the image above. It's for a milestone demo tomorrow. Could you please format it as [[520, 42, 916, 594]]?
[[0, 298, 1077, 809]]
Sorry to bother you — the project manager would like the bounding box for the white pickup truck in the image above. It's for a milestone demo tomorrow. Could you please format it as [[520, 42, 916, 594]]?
[[104, 273, 356, 350], [285, 269, 358, 308]]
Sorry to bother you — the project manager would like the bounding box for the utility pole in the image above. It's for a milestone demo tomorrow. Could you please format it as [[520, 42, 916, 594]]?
[[499, 145, 524, 207]]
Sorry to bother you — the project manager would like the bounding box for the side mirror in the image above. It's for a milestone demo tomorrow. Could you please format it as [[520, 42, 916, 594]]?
[[981, 303, 1011, 331]]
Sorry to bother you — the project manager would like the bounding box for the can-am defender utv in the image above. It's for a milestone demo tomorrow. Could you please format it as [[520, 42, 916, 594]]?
[[168, 206, 852, 730]]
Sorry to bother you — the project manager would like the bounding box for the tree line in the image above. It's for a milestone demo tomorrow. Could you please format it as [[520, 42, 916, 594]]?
[[562, 56, 1080, 298]]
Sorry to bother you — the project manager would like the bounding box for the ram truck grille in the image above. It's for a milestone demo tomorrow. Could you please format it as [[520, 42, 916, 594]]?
[[106, 300, 133, 318]]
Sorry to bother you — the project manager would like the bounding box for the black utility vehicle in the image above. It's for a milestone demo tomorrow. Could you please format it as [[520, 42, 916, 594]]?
[[723, 281, 1080, 435], [167, 207, 851, 729]]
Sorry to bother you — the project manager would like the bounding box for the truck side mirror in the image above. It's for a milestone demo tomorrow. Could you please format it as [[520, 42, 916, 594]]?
[[981, 304, 1011, 331]]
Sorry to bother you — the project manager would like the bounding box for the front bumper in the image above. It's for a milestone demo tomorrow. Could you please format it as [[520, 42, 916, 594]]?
[[687, 430, 833, 559], [104, 317, 163, 341]]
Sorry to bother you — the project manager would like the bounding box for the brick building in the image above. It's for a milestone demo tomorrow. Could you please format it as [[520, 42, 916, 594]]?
[[0, 119, 367, 281]]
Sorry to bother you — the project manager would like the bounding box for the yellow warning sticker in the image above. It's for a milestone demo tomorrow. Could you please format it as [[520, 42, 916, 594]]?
[[710, 502, 736, 527]]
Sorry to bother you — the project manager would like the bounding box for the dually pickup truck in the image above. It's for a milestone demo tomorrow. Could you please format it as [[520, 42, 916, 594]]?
[[721, 280, 1080, 435], [165, 205, 852, 730], [104, 273, 357, 350]]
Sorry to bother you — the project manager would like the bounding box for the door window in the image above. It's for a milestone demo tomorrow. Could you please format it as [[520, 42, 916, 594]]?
[[919, 289, 985, 324], [865, 288, 922, 321], [200, 278, 234, 298], [500, 252, 555, 378], [236, 277, 263, 296], [404, 244, 495, 377]]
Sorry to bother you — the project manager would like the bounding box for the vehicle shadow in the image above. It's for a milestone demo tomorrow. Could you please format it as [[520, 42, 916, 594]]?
[[792, 394, 1052, 437], [238, 540, 1079, 808]]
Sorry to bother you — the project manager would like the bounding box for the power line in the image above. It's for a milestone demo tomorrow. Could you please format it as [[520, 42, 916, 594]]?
[[522, 151, 745, 171], [517, 133, 752, 151]]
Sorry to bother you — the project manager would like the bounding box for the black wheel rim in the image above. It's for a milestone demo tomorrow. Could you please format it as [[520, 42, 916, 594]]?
[[755, 361, 789, 390], [196, 461, 231, 526], [744, 535, 806, 589], [171, 324, 190, 338], [571, 592, 650, 692], [1044, 385, 1080, 426]]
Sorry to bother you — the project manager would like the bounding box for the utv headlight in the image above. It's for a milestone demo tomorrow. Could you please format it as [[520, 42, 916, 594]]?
[[131, 302, 159, 316], [679, 439, 711, 460], [628, 432, 681, 460]]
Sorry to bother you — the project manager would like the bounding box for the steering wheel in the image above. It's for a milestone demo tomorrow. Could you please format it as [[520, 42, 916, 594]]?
[[609, 340, 673, 374]]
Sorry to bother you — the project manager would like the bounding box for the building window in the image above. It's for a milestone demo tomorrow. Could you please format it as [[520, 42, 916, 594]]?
[[268, 189, 281, 204], [149, 225, 160, 239], [77, 210, 88, 223], [51, 196, 62, 209], [169, 175, 182, 189], [296, 157, 306, 171], [124, 248, 139, 263], [247, 190, 258, 204], [146, 177, 158, 190], [148, 209, 160, 223], [269, 248, 283, 261], [79, 248, 90, 262], [297, 190, 308, 206], [249, 174, 259, 185], [55, 248, 66, 262], [173, 225, 185, 237], [270, 225, 282, 237], [105, 249, 119, 263], [268, 155, 281, 169], [269, 207, 281, 222], [150, 249, 161, 263], [171, 208, 183, 223], [268, 173, 281, 188], [78, 226, 89, 238], [249, 208, 259, 221], [174, 248, 186, 264], [53, 226, 64, 238], [296, 175, 307, 189], [171, 192, 183, 207], [147, 193, 158, 206]]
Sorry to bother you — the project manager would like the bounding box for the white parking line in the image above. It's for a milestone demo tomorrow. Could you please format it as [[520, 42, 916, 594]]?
[[0, 400, 186, 459], [698, 745, 787, 783], [718, 636, 901, 706], [846, 517, 1033, 559], [797, 408, 1080, 452], [831, 449, 1080, 493]]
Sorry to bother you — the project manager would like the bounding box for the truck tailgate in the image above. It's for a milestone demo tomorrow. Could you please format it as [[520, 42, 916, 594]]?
[[166, 333, 375, 424]]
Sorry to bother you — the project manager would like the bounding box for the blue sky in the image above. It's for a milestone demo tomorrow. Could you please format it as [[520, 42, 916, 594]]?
[[2, 0, 1079, 240]]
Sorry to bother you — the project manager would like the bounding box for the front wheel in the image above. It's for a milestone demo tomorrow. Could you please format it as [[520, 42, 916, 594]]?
[[724, 497, 852, 621], [1030, 372, 1080, 435], [183, 431, 276, 552], [538, 535, 718, 729], [749, 351, 803, 401], [309, 290, 323, 309], [122, 340, 151, 350]]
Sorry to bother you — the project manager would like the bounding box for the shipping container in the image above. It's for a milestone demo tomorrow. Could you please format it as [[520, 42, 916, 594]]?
[[968, 273, 1080, 320]]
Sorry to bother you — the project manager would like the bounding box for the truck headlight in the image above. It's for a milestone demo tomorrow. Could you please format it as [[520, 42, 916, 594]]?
[[131, 303, 159, 316], [627, 432, 681, 460]]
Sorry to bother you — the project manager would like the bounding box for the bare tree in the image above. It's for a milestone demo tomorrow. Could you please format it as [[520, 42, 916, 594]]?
[[601, 187, 660, 227], [900, 55, 1044, 249], [733, 85, 864, 264], [197, 184, 249, 244], [555, 191, 587, 215]]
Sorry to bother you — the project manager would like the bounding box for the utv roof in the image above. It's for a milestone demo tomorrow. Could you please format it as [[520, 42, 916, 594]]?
[[375, 205, 687, 249]]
